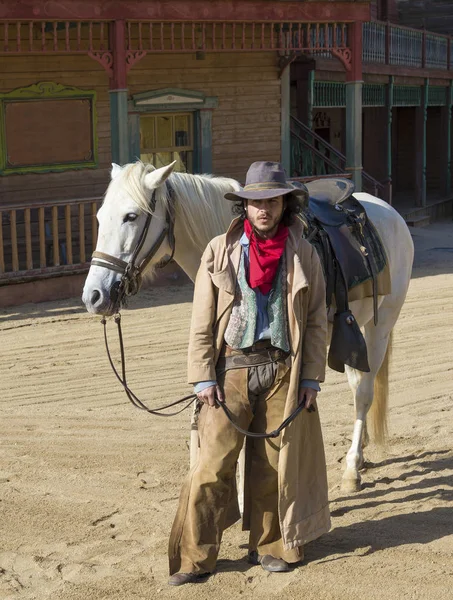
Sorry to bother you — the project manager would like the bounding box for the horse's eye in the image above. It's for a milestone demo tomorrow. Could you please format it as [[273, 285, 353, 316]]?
[[123, 213, 137, 223]]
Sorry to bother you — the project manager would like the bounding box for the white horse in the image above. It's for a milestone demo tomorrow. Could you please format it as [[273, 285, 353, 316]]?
[[82, 161, 414, 493]]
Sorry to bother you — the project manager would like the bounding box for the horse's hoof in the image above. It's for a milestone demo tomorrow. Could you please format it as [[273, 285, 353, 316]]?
[[340, 477, 362, 493]]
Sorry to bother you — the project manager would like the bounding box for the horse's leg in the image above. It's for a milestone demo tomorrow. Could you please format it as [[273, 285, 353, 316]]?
[[342, 282, 410, 492], [342, 328, 391, 492]]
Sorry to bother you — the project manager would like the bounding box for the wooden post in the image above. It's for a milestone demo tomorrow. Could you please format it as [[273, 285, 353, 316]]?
[[307, 69, 315, 131], [198, 109, 214, 174], [444, 83, 452, 196], [416, 79, 428, 207], [79, 203, 86, 263], [39, 207, 46, 267], [65, 204, 73, 265], [346, 21, 363, 191], [10, 210, 19, 272], [110, 20, 129, 165], [386, 76, 394, 204], [0, 213, 4, 273], [281, 63, 291, 175], [52, 205, 60, 266], [25, 208, 33, 270]]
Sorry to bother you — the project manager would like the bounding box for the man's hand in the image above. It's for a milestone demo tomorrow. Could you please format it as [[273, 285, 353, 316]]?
[[197, 384, 224, 407], [298, 386, 317, 410]]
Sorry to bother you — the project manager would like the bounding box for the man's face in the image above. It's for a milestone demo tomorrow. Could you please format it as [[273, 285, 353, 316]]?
[[246, 196, 285, 238]]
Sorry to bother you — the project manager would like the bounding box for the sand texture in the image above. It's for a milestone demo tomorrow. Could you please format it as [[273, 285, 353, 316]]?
[[1, 222, 452, 600]]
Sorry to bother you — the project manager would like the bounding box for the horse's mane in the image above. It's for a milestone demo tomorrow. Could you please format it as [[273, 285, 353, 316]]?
[[112, 161, 241, 252]]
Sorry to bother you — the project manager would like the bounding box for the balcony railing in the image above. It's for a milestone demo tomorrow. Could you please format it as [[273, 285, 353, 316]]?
[[0, 196, 101, 283], [363, 21, 452, 70]]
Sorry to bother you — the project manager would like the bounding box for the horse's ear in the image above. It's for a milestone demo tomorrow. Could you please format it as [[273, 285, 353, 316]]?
[[111, 163, 123, 179], [144, 161, 177, 190]]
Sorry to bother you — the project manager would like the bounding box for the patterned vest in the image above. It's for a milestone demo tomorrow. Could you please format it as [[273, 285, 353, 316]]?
[[224, 250, 290, 351]]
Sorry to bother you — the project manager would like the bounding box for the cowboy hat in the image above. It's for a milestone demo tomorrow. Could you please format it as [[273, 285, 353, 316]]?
[[224, 161, 308, 202]]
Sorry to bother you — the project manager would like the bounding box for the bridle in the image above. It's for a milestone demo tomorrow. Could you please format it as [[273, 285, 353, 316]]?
[[92, 183, 312, 438], [91, 187, 176, 310]]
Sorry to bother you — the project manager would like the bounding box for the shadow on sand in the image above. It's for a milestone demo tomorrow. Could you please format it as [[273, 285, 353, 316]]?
[[306, 448, 453, 563]]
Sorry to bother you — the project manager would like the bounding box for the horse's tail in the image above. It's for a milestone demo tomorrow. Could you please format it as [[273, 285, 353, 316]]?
[[368, 331, 392, 445]]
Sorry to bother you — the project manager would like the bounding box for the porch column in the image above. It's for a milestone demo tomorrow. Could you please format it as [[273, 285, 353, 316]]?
[[442, 83, 453, 196], [109, 20, 129, 165], [346, 22, 363, 191], [281, 65, 291, 175], [415, 79, 428, 207], [386, 76, 394, 204], [198, 109, 214, 174]]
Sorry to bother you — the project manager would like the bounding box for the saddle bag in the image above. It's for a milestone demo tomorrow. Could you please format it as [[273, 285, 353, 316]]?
[[301, 178, 387, 373]]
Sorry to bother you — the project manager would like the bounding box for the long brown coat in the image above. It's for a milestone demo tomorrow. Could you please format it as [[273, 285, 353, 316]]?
[[187, 216, 331, 549]]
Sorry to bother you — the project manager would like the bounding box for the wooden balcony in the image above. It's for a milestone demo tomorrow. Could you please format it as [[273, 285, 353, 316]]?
[[363, 20, 452, 71]]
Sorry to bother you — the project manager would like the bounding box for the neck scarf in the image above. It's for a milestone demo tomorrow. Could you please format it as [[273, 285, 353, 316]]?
[[244, 219, 289, 295]]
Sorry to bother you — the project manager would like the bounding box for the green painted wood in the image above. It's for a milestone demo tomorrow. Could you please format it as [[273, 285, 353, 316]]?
[[314, 81, 346, 108], [428, 85, 448, 106], [447, 83, 452, 195], [0, 81, 98, 175], [110, 89, 129, 165], [393, 85, 422, 107], [346, 81, 363, 191], [199, 109, 213, 174], [307, 70, 315, 130], [387, 76, 394, 189], [416, 79, 428, 207], [128, 112, 141, 162], [314, 82, 386, 108], [363, 83, 386, 107]]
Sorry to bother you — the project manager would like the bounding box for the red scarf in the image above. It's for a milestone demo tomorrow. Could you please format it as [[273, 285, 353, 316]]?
[[244, 219, 289, 295]]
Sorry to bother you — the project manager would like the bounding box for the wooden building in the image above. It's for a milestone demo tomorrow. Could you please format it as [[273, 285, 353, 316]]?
[[1, 0, 452, 306], [290, 0, 453, 223], [0, 0, 370, 306]]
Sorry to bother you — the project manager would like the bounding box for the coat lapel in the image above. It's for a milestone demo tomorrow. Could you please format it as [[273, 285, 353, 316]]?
[[286, 221, 309, 353]]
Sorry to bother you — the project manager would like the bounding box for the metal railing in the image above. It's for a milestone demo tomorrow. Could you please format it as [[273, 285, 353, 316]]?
[[290, 115, 389, 200], [363, 21, 452, 70], [0, 196, 101, 283]]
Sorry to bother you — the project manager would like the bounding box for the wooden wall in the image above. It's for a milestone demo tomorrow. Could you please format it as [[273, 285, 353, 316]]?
[[1, 51, 281, 205], [127, 52, 281, 182], [426, 106, 443, 191], [363, 107, 388, 182], [0, 54, 111, 206], [392, 106, 417, 193]]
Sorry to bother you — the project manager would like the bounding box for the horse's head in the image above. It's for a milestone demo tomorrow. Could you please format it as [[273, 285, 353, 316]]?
[[82, 160, 176, 315]]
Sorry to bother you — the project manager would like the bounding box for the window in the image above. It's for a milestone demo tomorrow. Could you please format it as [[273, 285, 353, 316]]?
[[140, 112, 193, 173], [129, 88, 218, 174], [0, 82, 97, 175]]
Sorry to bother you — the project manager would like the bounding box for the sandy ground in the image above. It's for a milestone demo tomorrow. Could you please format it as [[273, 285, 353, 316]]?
[[1, 221, 452, 600]]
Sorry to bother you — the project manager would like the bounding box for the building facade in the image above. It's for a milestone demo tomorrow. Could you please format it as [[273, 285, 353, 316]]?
[[290, 0, 453, 222], [0, 0, 451, 305]]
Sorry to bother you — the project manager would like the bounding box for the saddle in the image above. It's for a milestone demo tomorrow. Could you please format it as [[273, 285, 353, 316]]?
[[298, 178, 387, 374]]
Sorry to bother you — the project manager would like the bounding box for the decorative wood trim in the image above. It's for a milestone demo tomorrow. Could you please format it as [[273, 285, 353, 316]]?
[[0, 82, 98, 175], [88, 51, 114, 77], [0, 1, 371, 23], [331, 48, 352, 71], [126, 50, 147, 73], [130, 88, 218, 112]]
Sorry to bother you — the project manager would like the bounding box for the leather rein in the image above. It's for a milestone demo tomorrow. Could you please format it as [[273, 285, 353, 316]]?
[[94, 185, 310, 439]]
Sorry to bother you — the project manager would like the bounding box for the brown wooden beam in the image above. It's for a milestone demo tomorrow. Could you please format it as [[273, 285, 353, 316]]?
[[311, 57, 453, 83], [0, 1, 371, 22]]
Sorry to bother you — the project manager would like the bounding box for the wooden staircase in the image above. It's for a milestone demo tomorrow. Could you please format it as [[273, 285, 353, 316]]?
[[290, 115, 390, 201]]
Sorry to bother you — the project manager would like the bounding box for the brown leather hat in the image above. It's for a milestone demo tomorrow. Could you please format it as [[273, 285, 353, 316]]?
[[224, 161, 308, 201]]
